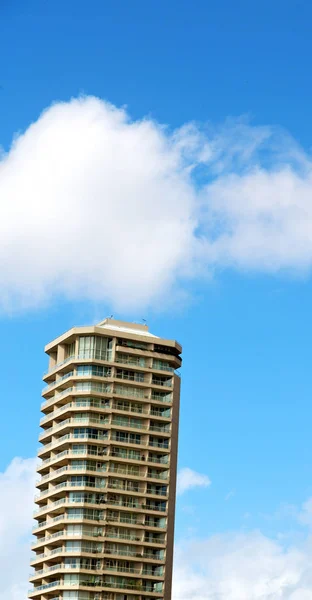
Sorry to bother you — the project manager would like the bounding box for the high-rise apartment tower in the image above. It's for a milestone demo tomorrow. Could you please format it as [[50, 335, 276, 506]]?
[[29, 319, 182, 600]]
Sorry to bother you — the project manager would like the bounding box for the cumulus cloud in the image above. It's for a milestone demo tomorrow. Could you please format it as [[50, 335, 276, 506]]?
[[0, 457, 36, 600], [173, 532, 312, 600], [0, 97, 198, 312], [177, 467, 211, 495], [1, 97, 312, 313], [3, 455, 312, 600]]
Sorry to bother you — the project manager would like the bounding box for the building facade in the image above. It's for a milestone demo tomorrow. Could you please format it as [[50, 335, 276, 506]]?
[[29, 319, 182, 600]]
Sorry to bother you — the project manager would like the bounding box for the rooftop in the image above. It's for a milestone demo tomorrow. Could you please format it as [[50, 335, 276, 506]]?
[[97, 318, 159, 338]]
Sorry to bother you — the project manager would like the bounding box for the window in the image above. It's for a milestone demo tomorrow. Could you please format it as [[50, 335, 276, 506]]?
[[78, 336, 113, 360], [65, 342, 76, 359], [77, 365, 112, 378]]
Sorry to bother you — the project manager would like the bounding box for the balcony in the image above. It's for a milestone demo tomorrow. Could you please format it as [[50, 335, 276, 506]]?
[[111, 418, 147, 431], [29, 580, 60, 596], [106, 514, 142, 526], [41, 387, 74, 410], [44, 351, 113, 377], [105, 548, 142, 558], [142, 504, 167, 513], [109, 465, 141, 477], [42, 371, 75, 394], [33, 511, 106, 533], [31, 529, 107, 548], [38, 432, 109, 456], [147, 456, 169, 465], [150, 393, 172, 404], [39, 416, 110, 441], [109, 435, 169, 452], [113, 402, 149, 416], [149, 425, 170, 434], [41, 384, 112, 410], [35, 479, 107, 500], [107, 480, 145, 494], [40, 399, 111, 426], [106, 531, 142, 542], [114, 386, 148, 400], [115, 355, 147, 368], [37, 462, 107, 485], [146, 488, 168, 498], [151, 377, 172, 388], [104, 565, 141, 574], [30, 563, 62, 579], [148, 441, 169, 450], [106, 498, 141, 510], [31, 546, 103, 564], [103, 578, 163, 593], [152, 362, 174, 373]]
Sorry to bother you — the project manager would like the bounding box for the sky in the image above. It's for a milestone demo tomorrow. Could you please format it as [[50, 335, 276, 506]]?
[[2, 1, 312, 598]]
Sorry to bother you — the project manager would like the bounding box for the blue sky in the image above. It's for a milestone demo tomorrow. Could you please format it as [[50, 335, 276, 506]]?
[[2, 1, 312, 598]]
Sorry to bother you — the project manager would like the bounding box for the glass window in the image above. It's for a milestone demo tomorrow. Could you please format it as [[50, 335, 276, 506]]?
[[78, 336, 113, 360]]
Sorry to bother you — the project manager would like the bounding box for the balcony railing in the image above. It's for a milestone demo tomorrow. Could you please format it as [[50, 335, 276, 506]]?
[[38, 446, 108, 469], [107, 481, 144, 494], [44, 356, 75, 377], [106, 531, 142, 542], [37, 463, 107, 484], [35, 479, 107, 500], [42, 371, 74, 393], [109, 465, 140, 477], [152, 363, 174, 373], [40, 399, 111, 426], [39, 416, 110, 441], [115, 356, 146, 367], [38, 432, 109, 454], [41, 387, 74, 408], [30, 563, 62, 577], [111, 418, 146, 431], [44, 351, 113, 377], [113, 403, 149, 416], [114, 386, 148, 400], [150, 393, 172, 403], [105, 548, 143, 558], [41, 384, 112, 410], [151, 379, 172, 388], [29, 580, 60, 594], [31, 529, 108, 547], [104, 565, 141, 574]]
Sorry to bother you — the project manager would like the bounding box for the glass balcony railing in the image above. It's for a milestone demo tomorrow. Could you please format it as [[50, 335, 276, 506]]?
[[113, 403, 149, 416], [115, 355, 146, 367], [29, 580, 60, 594], [106, 531, 142, 542], [40, 400, 111, 425], [41, 384, 112, 409], [44, 351, 113, 377], [104, 565, 141, 574], [151, 378, 172, 388], [152, 362, 174, 373], [150, 393, 172, 403], [38, 432, 109, 454], [37, 462, 107, 485], [39, 416, 110, 440], [114, 386, 148, 399]]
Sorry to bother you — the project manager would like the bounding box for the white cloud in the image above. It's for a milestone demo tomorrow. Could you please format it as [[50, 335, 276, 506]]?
[[0, 457, 36, 600], [3, 455, 312, 600], [1, 98, 312, 313], [0, 97, 198, 313], [177, 467, 211, 495], [173, 532, 312, 600], [173, 493, 312, 599]]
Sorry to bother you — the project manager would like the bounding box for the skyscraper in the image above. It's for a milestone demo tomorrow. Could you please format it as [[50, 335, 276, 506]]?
[[29, 318, 182, 600]]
